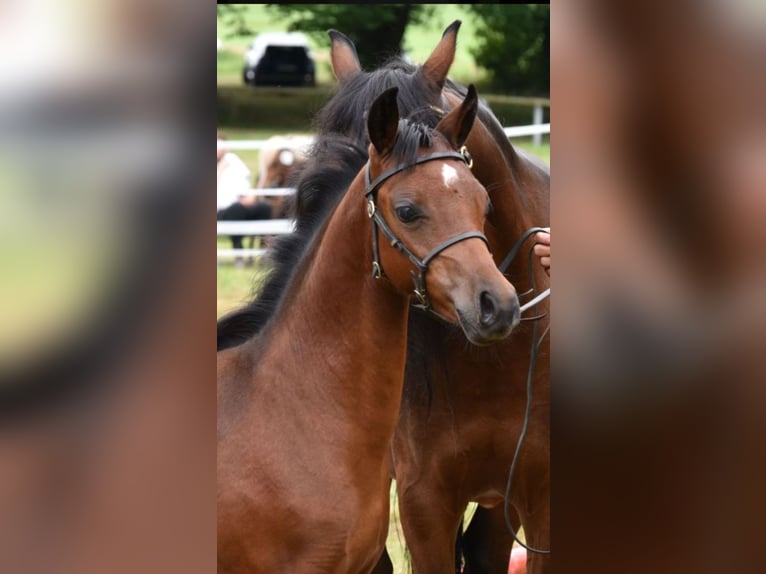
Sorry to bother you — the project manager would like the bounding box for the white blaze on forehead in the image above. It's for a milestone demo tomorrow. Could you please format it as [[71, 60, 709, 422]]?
[[441, 164, 459, 187]]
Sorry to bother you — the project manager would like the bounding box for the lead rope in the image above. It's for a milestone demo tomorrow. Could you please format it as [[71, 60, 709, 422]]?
[[502, 229, 551, 556]]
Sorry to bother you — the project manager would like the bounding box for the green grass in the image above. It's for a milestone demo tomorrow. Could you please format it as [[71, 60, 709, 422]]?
[[217, 262, 264, 319], [514, 134, 551, 165], [216, 235, 271, 318], [216, 48, 247, 80]]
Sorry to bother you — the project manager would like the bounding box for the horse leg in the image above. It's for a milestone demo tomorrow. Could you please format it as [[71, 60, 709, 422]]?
[[396, 483, 464, 574], [369, 546, 394, 574], [462, 504, 522, 574]]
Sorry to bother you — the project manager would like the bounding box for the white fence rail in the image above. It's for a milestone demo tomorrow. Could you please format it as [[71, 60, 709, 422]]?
[[218, 122, 550, 260], [223, 123, 550, 152], [503, 123, 550, 139], [218, 247, 269, 258], [217, 219, 294, 237], [239, 187, 295, 197], [217, 219, 295, 260]]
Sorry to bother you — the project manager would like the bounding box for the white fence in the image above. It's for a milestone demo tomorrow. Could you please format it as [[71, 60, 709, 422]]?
[[503, 123, 550, 139], [218, 123, 550, 260], [222, 123, 550, 153], [217, 217, 295, 260]]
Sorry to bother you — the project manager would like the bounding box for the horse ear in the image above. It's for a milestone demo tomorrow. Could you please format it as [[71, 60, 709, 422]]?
[[328, 29, 361, 84], [367, 87, 400, 156], [435, 84, 478, 149], [419, 20, 461, 93]]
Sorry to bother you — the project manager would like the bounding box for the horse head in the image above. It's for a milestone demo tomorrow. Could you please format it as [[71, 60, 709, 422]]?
[[366, 86, 520, 344]]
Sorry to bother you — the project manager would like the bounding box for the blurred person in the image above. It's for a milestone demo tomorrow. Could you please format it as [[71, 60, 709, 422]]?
[[216, 131, 272, 267]]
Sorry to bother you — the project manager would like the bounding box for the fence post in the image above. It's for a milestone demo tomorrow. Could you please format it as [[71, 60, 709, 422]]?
[[532, 104, 544, 146]]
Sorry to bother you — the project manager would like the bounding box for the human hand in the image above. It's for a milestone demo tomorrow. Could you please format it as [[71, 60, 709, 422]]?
[[534, 227, 550, 275]]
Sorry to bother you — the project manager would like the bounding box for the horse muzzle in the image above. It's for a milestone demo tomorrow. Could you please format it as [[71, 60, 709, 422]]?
[[457, 285, 520, 346]]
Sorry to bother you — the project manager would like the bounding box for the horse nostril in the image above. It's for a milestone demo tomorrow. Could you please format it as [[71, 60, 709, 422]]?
[[479, 291, 497, 326]]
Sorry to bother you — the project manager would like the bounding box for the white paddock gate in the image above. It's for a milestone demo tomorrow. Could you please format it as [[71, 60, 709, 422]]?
[[218, 123, 550, 260]]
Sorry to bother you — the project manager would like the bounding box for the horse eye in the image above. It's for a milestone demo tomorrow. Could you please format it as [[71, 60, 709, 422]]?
[[395, 205, 421, 223]]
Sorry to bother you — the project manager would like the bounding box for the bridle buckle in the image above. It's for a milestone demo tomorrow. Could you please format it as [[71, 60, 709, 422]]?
[[459, 145, 473, 169]]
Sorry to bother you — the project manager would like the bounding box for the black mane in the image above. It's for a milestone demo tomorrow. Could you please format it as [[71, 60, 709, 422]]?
[[315, 57, 512, 151], [315, 59, 441, 143]]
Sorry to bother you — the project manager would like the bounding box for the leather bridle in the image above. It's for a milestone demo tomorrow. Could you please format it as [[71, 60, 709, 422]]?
[[363, 146, 490, 312]]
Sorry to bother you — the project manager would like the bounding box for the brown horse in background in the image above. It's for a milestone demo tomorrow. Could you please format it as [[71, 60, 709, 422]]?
[[218, 86, 520, 572], [255, 134, 313, 218], [325, 23, 551, 573]]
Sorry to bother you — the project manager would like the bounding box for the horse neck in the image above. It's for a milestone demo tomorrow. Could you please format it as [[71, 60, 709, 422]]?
[[469, 119, 550, 295], [253, 170, 411, 439]]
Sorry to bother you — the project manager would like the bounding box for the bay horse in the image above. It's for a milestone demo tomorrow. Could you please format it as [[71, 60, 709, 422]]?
[[217, 86, 520, 572], [321, 23, 551, 573], [255, 134, 313, 218]]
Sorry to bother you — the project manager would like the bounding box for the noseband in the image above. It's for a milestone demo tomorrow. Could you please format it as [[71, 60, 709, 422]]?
[[364, 146, 489, 311]]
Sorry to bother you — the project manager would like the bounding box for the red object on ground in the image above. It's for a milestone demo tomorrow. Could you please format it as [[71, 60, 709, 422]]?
[[508, 546, 528, 574]]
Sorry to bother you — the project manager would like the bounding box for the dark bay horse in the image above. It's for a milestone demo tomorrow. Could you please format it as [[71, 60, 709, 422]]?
[[217, 87, 520, 572], [322, 23, 551, 573]]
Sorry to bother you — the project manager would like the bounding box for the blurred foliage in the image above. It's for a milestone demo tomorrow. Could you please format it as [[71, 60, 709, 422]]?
[[265, 4, 435, 69], [217, 86, 335, 130], [468, 4, 549, 96], [217, 86, 548, 131], [217, 5, 253, 36]]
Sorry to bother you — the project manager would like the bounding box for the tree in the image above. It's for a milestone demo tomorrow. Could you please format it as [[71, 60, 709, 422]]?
[[266, 4, 433, 70], [468, 4, 549, 96], [217, 5, 252, 37]]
